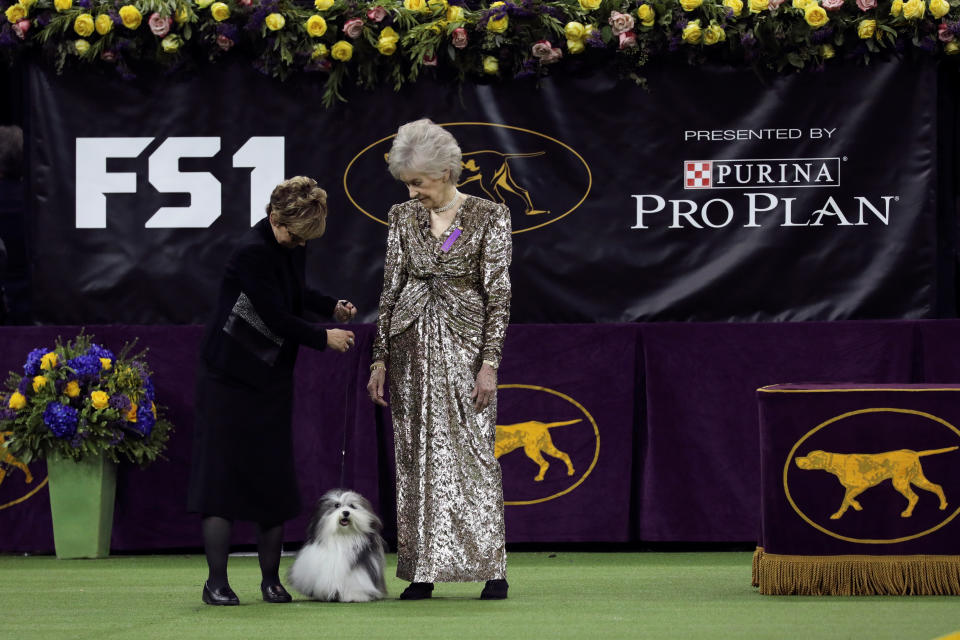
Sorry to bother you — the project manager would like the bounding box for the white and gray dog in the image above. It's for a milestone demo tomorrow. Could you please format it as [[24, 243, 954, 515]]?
[[287, 489, 387, 602]]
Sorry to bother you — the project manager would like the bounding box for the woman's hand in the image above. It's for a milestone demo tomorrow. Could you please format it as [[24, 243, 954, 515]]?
[[367, 363, 388, 406], [334, 300, 357, 323], [471, 362, 497, 411], [326, 328, 356, 353]]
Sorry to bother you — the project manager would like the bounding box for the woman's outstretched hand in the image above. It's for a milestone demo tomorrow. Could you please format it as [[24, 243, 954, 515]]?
[[326, 328, 355, 353]]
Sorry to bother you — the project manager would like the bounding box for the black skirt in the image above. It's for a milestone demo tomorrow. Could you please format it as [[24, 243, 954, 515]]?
[[186, 363, 300, 524]]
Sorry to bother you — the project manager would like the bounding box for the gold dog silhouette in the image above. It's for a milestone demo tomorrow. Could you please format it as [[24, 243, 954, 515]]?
[[495, 419, 578, 481], [795, 447, 957, 519], [0, 431, 33, 489], [458, 151, 550, 217]]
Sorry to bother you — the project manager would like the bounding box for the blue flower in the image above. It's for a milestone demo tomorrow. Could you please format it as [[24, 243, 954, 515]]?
[[133, 404, 155, 437], [142, 376, 156, 402], [24, 348, 46, 376], [67, 354, 102, 378], [17, 377, 31, 395], [109, 394, 131, 412], [87, 343, 115, 362], [43, 402, 79, 439]]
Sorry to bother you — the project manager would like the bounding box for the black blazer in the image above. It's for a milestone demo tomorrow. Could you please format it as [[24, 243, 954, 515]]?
[[201, 218, 337, 387]]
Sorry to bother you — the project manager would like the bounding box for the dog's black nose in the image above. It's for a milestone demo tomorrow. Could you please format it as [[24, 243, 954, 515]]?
[[342, 510, 350, 517]]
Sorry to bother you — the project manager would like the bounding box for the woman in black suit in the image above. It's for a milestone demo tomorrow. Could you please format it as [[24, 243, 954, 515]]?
[[187, 176, 356, 606]]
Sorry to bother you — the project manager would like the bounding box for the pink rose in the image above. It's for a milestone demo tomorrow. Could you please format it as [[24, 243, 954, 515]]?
[[216, 34, 235, 50], [608, 10, 635, 36], [542, 46, 563, 63], [855, 0, 876, 10], [821, 0, 844, 10], [451, 26, 468, 48], [238, 0, 252, 6], [101, 50, 117, 62], [939, 22, 955, 41], [531, 39, 553, 59], [422, 52, 438, 65], [13, 18, 30, 39], [767, 0, 787, 7], [366, 6, 387, 22], [343, 17, 364, 38], [618, 30, 637, 49], [148, 12, 172, 37]]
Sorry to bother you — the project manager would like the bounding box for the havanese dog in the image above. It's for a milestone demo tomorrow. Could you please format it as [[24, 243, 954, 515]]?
[[287, 489, 387, 602]]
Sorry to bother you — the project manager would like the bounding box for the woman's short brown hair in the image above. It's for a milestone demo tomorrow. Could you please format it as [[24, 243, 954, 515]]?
[[266, 176, 328, 240]]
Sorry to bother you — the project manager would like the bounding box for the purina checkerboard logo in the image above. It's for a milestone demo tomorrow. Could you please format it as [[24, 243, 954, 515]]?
[[683, 158, 842, 190]]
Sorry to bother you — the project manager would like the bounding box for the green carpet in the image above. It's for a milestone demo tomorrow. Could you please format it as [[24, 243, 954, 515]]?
[[1, 552, 958, 640]]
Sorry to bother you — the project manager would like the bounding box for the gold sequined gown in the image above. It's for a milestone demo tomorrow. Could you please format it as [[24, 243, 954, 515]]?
[[373, 195, 512, 583]]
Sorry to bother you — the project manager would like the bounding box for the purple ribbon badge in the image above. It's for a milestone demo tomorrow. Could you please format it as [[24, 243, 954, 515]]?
[[440, 227, 461, 253]]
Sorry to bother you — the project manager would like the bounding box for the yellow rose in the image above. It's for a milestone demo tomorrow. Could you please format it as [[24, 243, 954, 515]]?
[[5, 4, 27, 23], [564, 21, 585, 40], [890, 0, 903, 14], [567, 38, 585, 53], [40, 352, 58, 371], [804, 4, 828, 27], [946, 41, 960, 54], [380, 25, 399, 41], [857, 18, 876, 38], [902, 0, 924, 18], [682, 19, 702, 43], [119, 5, 142, 29], [19, 0, 34, 9], [929, 0, 949, 18], [174, 5, 189, 23], [446, 5, 464, 21], [95, 13, 113, 34], [74, 13, 95, 36], [404, 0, 428, 11], [311, 43, 328, 58], [161, 33, 182, 51], [305, 14, 327, 36], [427, 0, 447, 12], [637, 4, 656, 25], [377, 38, 397, 54], [482, 55, 498, 74], [264, 12, 285, 30], [487, 2, 508, 32], [578, 0, 601, 9], [54, 0, 72, 11], [8, 392, 26, 410], [195, 0, 213, 7], [100, 358, 112, 370], [65, 381, 80, 398], [90, 390, 109, 409], [680, 0, 702, 10], [704, 22, 725, 44], [792, 0, 809, 8], [74, 39, 90, 54], [722, 0, 743, 15], [314, 0, 333, 9], [331, 39, 353, 60], [821, 43, 835, 57], [32, 376, 48, 393], [126, 402, 138, 422], [210, 1, 230, 21], [748, 0, 768, 12]]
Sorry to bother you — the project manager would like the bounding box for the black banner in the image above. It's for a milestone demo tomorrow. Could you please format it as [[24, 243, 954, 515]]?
[[25, 59, 951, 324]]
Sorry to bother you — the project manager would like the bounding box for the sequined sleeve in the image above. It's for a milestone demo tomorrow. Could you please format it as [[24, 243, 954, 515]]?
[[372, 205, 408, 363], [480, 203, 512, 367]]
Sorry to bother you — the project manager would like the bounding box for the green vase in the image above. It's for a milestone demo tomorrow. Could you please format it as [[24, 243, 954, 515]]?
[[46, 453, 117, 559]]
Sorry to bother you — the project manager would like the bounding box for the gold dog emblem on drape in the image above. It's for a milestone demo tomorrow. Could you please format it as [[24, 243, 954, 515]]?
[[0, 431, 33, 488], [494, 419, 579, 481]]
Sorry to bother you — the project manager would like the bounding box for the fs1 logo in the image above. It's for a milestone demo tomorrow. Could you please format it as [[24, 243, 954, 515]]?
[[75, 137, 285, 228]]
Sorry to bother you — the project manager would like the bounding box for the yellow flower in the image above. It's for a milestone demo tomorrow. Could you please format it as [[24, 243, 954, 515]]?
[[126, 402, 138, 422], [161, 33, 181, 51], [90, 390, 109, 409], [151, 402, 157, 419], [380, 25, 399, 42], [305, 14, 327, 36], [637, 4, 656, 25], [804, 4, 828, 27], [54, 0, 72, 11], [19, 0, 34, 9], [890, 0, 903, 14], [748, 0, 768, 12], [264, 12, 285, 30], [857, 18, 876, 38], [32, 376, 48, 393], [427, 0, 447, 12], [902, 0, 924, 18], [722, 0, 743, 15], [75, 39, 90, 54], [311, 43, 328, 58], [95, 13, 113, 34], [446, 5, 464, 21], [567, 38, 585, 53], [65, 381, 80, 398], [792, 0, 810, 8], [564, 21, 585, 40], [487, 1, 508, 32], [100, 358, 112, 370], [929, 0, 949, 18], [195, 0, 213, 7], [8, 392, 26, 410], [377, 36, 397, 54], [404, 0, 428, 11], [40, 352, 58, 371], [482, 55, 498, 74], [5, 4, 27, 23], [680, 0, 702, 10], [946, 41, 960, 54], [821, 43, 835, 57], [174, 5, 189, 23], [682, 19, 702, 43], [578, 0, 601, 9], [119, 5, 142, 29], [74, 13, 95, 36], [704, 22, 725, 44], [314, 0, 333, 9], [210, 1, 230, 21], [331, 39, 353, 60]]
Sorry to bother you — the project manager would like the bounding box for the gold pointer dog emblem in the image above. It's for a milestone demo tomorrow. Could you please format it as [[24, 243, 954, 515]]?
[[795, 447, 957, 519], [495, 419, 579, 482], [0, 431, 33, 489]]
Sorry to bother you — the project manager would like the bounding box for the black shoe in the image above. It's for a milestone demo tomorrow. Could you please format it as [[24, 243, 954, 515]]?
[[202, 582, 239, 606], [480, 579, 508, 600], [261, 583, 292, 603], [399, 582, 434, 600]]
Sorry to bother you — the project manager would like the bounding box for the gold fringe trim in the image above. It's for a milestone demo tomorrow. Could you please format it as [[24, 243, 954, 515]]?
[[755, 552, 960, 595]]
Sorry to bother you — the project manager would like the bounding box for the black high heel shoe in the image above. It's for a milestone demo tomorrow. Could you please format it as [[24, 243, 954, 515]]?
[[480, 579, 508, 600], [399, 582, 434, 600], [261, 583, 293, 603], [202, 582, 240, 606]]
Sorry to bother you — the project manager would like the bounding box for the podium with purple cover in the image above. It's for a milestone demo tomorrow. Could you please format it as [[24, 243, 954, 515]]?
[[754, 384, 960, 595]]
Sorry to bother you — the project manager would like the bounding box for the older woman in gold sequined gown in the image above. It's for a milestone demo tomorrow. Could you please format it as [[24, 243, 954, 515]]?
[[367, 119, 512, 601]]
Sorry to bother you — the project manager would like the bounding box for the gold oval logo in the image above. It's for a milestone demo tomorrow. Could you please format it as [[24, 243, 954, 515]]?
[[0, 432, 47, 511], [783, 408, 960, 544], [496, 384, 599, 505], [343, 122, 592, 234]]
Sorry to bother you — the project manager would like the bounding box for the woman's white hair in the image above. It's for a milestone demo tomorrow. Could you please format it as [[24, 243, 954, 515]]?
[[387, 118, 463, 184]]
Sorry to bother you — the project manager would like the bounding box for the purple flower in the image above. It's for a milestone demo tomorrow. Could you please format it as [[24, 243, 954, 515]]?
[[132, 404, 155, 437], [87, 343, 115, 362], [17, 377, 31, 394], [24, 348, 46, 376], [43, 402, 79, 439], [810, 26, 834, 43], [0, 408, 16, 421], [67, 354, 102, 378], [143, 376, 155, 402], [109, 394, 132, 412]]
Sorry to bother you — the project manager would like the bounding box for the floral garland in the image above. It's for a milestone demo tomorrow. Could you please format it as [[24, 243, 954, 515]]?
[[1, 0, 957, 106]]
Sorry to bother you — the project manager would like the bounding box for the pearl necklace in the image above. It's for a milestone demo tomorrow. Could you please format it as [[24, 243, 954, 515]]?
[[430, 190, 460, 214]]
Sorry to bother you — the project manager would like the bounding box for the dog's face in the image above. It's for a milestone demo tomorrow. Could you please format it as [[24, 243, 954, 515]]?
[[312, 489, 382, 539], [795, 451, 827, 470]]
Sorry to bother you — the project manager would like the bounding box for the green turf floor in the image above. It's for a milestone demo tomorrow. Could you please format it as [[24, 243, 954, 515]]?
[[1, 551, 958, 640]]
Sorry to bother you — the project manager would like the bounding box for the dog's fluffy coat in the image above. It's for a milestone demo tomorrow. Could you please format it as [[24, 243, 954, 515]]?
[[287, 489, 387, 602]]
